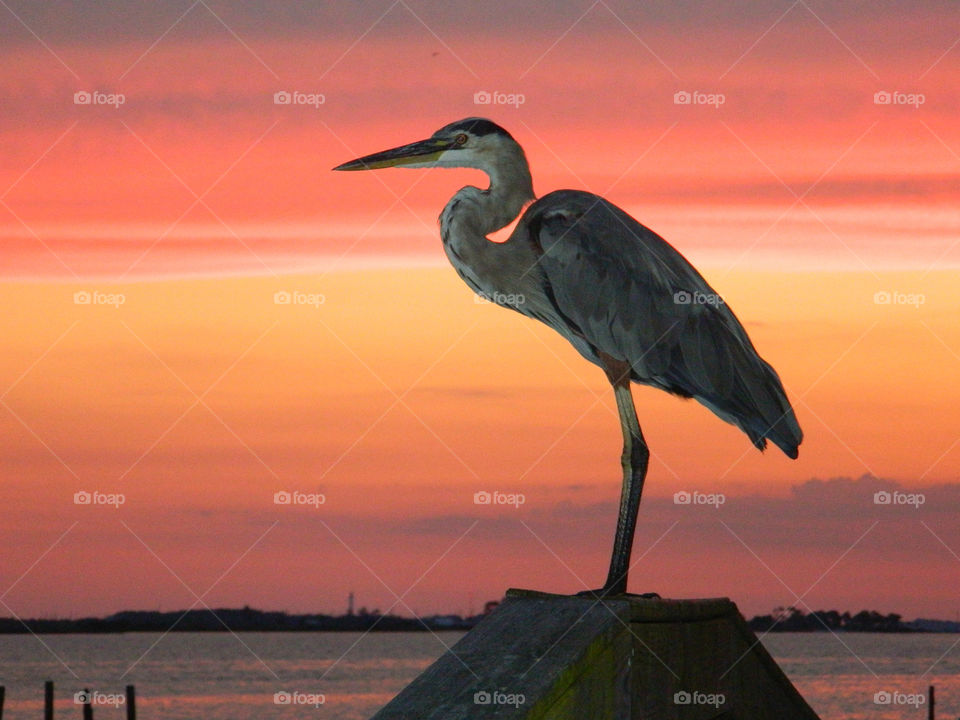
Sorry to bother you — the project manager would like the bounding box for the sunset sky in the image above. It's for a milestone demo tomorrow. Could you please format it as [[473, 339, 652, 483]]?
[[1, 0, 959, 629]]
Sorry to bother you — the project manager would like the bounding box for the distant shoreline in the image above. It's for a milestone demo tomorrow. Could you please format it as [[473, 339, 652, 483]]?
[[746, 607, 960, 634], [1, 605, 957, 634], [0, 607, 481, 634]]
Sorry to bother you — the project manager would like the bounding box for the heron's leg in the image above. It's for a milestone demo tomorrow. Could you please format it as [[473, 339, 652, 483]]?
[[600, 358, 650, 595]]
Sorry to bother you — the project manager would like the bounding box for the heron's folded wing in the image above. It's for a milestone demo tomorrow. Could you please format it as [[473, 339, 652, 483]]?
[[528, 190, 721, 377], [527, 189, 802, 456]]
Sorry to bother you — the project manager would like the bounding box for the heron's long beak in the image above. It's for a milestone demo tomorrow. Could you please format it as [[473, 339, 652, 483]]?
[[332, 137, 454, 171]]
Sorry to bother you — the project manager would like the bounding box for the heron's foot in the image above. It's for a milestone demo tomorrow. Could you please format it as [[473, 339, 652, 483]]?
[[576, 582, 623, 600], [575, 587, 661, 600]]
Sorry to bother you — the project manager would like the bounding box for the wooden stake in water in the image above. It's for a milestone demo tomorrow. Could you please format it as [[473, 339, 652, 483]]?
[[928, 684, 934, 720], [44, 681, 53, 720], [125, 686, 135, 720], [0, 684, 6, 720], [81, 688, 92, 720]]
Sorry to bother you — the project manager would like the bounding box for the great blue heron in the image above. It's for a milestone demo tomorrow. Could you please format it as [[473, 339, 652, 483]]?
[[334, 118, 802, 596]]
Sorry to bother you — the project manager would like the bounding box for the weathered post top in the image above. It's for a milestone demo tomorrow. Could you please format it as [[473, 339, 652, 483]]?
[[370, 589, 821, 720]]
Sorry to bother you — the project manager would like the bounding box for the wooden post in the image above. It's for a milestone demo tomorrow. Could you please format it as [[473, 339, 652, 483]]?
[[81, 689, 92, 720], [371, 590, 822, 719], [44, 681, 53, 720], [125, 686, 136, 720], [0, 684, 5, 720], [928, 684, 934, 720]]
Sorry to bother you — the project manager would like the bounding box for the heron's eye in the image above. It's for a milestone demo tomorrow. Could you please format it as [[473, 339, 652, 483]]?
[[455, 133, 468, 145]]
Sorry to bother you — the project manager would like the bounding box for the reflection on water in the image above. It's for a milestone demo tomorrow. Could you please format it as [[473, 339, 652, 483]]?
[[0, 632, 958, 719], [764, 633, 960, 719]]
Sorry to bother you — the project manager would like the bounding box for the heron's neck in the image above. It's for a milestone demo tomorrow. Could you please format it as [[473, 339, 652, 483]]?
[[441, 154, 535, 239], [483, 159, 535, 233]]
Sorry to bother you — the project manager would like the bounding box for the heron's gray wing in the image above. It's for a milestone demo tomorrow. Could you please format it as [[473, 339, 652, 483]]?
[[524, 189, 802, 458]]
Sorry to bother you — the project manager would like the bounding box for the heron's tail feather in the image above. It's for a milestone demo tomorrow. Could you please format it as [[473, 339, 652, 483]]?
[[740, 360, 803, 459], [695, 370, 802, 459], [673, 314, 803, 459]]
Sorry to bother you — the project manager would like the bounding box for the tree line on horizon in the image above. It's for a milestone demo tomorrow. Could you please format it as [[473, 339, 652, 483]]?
[[748, 606, 913, 632]]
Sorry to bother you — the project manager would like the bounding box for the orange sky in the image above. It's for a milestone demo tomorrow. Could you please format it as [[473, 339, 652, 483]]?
[[1, 1, 959, 620]]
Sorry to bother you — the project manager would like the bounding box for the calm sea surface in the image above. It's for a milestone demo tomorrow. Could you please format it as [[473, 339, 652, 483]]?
[[0, 632, 958, 719]]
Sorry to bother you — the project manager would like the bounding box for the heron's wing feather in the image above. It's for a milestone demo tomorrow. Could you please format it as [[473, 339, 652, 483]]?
[[524, 190, 802, 458]]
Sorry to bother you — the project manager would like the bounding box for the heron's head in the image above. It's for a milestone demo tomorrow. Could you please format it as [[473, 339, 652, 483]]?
[[332, 118, 524, 174]]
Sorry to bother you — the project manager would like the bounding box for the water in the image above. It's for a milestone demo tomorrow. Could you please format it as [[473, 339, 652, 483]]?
[[764, 633, 960, 719], [0, 632, 958, 719]]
